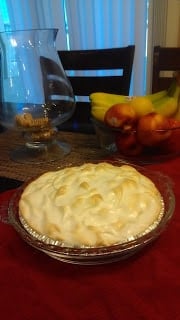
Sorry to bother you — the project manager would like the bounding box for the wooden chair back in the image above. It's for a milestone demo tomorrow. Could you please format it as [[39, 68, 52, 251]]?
[[58, 46, 135, 133], [152, 46, 180, 93]]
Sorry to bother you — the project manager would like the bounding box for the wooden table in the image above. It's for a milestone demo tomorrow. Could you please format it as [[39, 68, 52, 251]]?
[[0, 129, 107, 181]]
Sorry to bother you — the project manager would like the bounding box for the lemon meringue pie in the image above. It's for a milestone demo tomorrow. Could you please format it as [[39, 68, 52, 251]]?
[[19, 162, 164, 247]]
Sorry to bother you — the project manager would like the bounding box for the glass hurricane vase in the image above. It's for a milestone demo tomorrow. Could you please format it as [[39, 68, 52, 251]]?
[[0, 29, 76, 163]]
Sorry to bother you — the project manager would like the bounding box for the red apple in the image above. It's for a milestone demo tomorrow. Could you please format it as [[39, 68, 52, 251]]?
[[137, 112, 172, 146], [158, 118, 180, 153], [115, 131, 143, 156], [167, 117, 180, 129], [104, 103, 137, 131]]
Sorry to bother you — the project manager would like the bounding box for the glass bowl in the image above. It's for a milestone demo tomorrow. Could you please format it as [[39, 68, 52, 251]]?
[[8, 160, 175, 265], [92, 118, 180, 164]]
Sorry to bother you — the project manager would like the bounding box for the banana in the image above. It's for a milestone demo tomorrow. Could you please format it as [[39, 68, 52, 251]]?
[[91, 108, 107, 122], [146, 90, 167, 103], [89, 92, 128, 106], [173, 92, 180, 120], [167, 79, 178, 97], [90, 92, 129, 121], [153, 80, 180, 117], [171, 76, 180, 119], [91, 101, 112, 110], [153, 95, 178, 117], [91, 104, 113, 121]]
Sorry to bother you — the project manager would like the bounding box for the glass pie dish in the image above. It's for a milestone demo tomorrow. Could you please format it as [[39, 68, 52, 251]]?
[[8, 160, 175, 265]]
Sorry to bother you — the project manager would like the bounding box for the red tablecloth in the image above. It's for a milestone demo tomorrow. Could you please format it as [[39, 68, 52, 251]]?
[[0, 158, 180, 320]]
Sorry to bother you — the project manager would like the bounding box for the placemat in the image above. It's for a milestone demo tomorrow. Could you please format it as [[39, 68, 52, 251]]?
[[0, 130, 107, 181]]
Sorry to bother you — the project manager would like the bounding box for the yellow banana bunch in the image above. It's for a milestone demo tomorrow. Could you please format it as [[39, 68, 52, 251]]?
[[90, 79, 180, 122]]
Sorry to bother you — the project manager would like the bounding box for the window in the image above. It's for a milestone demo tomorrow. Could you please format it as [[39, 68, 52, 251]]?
[[0, 0, 10, 30], [0, 0, 167, 95]]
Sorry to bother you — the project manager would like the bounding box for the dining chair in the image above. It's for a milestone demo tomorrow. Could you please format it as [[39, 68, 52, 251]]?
[[58, 45, 135, 133], [152, 46, 180, 93]]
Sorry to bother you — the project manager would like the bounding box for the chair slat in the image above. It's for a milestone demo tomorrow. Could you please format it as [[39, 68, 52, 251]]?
[[68, 76, 131, 96]]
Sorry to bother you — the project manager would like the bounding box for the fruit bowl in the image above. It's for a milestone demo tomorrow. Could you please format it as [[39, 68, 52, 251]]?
[[92, 117, 180, 164], [90, 77, 180, 164]]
